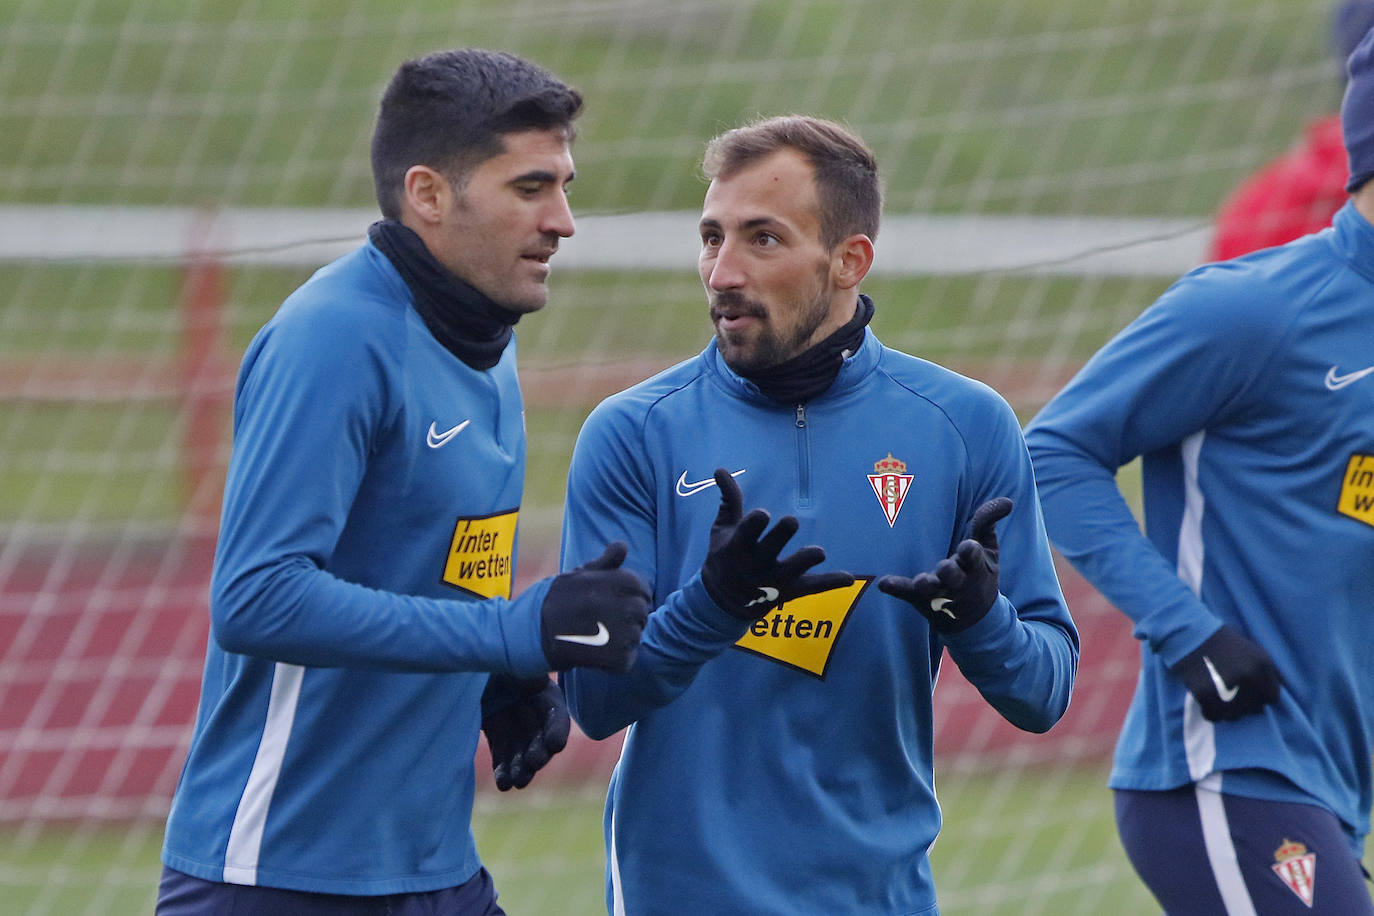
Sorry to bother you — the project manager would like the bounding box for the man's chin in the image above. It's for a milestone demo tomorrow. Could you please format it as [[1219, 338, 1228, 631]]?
[[503, 287, 550, 315], [715, 334, 772, 374]]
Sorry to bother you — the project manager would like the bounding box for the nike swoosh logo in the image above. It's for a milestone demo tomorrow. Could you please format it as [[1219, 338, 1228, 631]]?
[[1203, 656, 1240, 702], [1325, 365, 1374, 391], [745, 586, 780, 608], [930, 597, 956, 619], [427, 420, 471, 449], [675, 468, 746, 497], [554, 622, 610, 647]]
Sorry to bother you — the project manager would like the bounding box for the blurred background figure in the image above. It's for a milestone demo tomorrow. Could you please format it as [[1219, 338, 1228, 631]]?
[[1208, 0, 1374, 260]]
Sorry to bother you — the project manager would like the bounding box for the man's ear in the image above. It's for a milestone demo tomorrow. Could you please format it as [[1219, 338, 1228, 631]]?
[[401, 165, 450, 226], [831, 234, 875, 290]]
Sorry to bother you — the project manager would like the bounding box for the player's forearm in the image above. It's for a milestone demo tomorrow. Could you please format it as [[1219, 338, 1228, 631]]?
[[1031, 442, 1222, 664], [942, 593, 1078, 733], [210, 558, 549, 675], [562, 574, 748, 740]]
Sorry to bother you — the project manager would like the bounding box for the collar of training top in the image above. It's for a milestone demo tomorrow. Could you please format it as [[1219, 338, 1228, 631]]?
[[737, 294, 875, 405], [369, 219, 521, 371]]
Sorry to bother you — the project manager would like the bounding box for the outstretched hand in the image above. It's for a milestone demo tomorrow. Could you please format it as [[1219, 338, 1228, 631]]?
[[878, 497, 1012, 634], [700, 468, 854, 619], [540, 541, 651, 672]]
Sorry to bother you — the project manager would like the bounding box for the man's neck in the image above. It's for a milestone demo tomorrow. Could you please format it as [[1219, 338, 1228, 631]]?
[[735, 295, 873, 405], [1353, 184, 1374, 225]]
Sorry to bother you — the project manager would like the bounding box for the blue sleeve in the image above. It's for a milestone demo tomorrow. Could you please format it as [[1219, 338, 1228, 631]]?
[[1024, 265, 1286, 664], [558, 396, 749, 740], [208, 307, 548, 676], [941, 390, 1079, 733]]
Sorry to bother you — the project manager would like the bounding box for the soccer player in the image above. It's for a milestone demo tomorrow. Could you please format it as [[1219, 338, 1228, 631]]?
[[155, 49, 651, 915], [1024, 28, 1374, 916], [558, 115, 1079, 914], [1208, 1, 1374, 260]]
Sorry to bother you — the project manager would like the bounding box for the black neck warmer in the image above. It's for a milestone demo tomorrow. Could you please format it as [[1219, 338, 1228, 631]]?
[[741, 295, 874, 404], [368, 219, 523, 371]]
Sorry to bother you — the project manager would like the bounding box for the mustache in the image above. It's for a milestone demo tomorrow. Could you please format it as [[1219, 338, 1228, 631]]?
[[709, 291, 768, 321]]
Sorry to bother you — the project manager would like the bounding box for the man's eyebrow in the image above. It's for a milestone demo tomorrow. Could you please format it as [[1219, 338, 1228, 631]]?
[[510, 169, 575, 184], [698, 216, 784, 231]]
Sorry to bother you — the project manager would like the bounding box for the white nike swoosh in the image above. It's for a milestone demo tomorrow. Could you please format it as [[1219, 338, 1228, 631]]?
[[1325, 364, 1374, 391], [1203, 656, 1240, 702], [427, 420, 471, 449], [675, 468, 746, 497], [554, 622, 610, 647], [745, 586, 780, 607], [930, 597, 956, 619]]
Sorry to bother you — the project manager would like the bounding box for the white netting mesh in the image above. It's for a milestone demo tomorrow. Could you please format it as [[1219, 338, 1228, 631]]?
[[0, 1, 1353, 912]]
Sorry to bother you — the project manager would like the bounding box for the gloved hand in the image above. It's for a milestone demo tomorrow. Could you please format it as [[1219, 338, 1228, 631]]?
[[877, 497, 1012, 634], [479, 674, 570, 791], [1169, 624, 1281, 722], [540, 541, 650, 672], [699, 468, 854, 620]]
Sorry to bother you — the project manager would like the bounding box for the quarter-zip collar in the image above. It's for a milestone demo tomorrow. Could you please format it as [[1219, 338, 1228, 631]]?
[[1330, 199, 1374, 286], [368, 219, 522, 371]]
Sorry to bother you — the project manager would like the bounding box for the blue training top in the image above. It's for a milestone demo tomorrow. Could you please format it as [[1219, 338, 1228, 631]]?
[[162, 240, 550, 895], [561, 328, 1078, 915], [1026, 201, 1374, 853]]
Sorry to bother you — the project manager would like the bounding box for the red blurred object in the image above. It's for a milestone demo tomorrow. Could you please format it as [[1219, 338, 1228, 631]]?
[[1209, 115, 1349, 261]]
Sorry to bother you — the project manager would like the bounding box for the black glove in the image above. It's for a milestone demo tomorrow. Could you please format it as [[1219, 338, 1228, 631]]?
[[540, 541, 650, 672], [877, 497, 1012, 634], [479, 674, 570, 791], [699, 468, 854, 620], [1169, 625, 1281, 722]]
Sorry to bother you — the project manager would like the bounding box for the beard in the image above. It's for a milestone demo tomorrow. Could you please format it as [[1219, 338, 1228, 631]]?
[[710, 285, 832, 375]]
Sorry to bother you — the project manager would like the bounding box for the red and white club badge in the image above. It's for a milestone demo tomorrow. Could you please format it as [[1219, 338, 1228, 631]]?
[[1271, 838, 1316, 908], [868, 453, 913, 528]]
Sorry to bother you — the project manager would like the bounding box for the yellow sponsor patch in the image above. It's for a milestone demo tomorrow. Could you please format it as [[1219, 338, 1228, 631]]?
[[1338, 453, 1374, 528], [734, 578, 871, 678], [443, 509, 518, 598]]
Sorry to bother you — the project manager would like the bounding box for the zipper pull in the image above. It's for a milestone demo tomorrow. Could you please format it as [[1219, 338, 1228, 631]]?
[[795, 405, 806, 428]]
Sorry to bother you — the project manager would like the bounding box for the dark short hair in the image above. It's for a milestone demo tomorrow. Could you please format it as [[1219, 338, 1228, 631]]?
[[701, 115, 882, 249], [370, 48, 584, 219]]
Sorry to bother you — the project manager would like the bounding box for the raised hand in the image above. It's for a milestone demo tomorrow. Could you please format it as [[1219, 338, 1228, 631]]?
[[700, 468, 854, 619], [540, 541, 650, 672], [877, 497, 1012, 634]]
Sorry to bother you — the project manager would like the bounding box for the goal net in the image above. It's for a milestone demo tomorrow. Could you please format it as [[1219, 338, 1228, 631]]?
[[0, 1, 1353, 913]]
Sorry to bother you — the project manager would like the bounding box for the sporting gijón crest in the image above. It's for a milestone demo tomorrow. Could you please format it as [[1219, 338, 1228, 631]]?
[[1271, 838, 1316, 907], [868, 453, 913, 527]]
